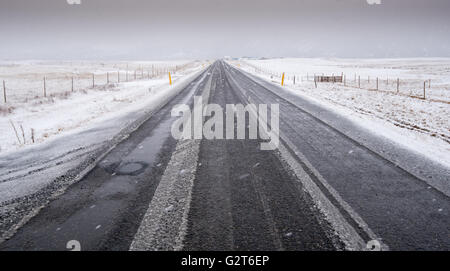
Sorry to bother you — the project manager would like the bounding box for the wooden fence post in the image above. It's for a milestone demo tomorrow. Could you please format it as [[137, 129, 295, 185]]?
[[92, 73, 95, 88], [358, 75, 361, 88], [397, 78, 399, 93], [43, 76, 46, 97], [107, 72, 109, 84], [118, 71, 120, 83], [428, 79, 431, 88], [3, 80, 6, 103], [376, 77, 379, 90], [71, 77, 74, 92], [423, 81, 426, 99]]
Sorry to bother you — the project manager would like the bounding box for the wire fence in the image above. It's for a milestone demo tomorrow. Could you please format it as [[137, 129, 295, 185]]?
[[1, 62, 194, 106], [242, 62, 450, 103]]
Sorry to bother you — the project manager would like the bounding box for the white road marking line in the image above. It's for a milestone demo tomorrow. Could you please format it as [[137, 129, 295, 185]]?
[[225, 65, 388, 251], [130, 69, 213, 251]]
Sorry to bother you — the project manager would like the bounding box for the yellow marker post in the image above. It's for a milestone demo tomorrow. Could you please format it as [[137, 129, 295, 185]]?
[[281, 73, 285, 86], [169, 72, 172, 85]]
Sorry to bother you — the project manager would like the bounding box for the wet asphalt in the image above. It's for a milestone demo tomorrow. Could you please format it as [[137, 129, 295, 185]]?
[[183, 62, 339, 251], [223, 62, 450, 251]]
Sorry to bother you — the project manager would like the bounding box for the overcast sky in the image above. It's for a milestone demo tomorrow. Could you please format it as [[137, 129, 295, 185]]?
[[1, 0, 449, 60]]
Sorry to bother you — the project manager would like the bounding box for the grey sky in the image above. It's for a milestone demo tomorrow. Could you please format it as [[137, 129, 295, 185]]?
[[0, 0, 449, 60]]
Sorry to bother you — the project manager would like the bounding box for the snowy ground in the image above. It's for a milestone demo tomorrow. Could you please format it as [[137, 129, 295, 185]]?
[[240, 58, 450, 102], [0, 61, 209, 240], [0, 60, 207, 204], [232, 58, 450, 168], [0, 60, 200, 154]]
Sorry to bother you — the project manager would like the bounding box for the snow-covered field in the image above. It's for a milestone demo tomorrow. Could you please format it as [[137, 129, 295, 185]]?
[[233, 58, 450, 168], [0, 60, 202, 154], [240, 58, 450, 102], [0, 61, 208, 237]]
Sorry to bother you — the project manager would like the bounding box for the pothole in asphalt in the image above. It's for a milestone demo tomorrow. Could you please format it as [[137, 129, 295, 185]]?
[[116, 162, 148, 176]]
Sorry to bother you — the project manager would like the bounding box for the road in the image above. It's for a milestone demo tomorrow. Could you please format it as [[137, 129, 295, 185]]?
[[0, 61, 449, 251]]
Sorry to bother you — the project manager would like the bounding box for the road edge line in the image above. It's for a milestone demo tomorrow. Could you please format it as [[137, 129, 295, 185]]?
[[129, 68, 213, 251], [0, 66, 210, 246], [224, 63, 388, 251]]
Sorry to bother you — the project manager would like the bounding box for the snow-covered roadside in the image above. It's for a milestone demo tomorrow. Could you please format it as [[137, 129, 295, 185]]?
[[240, 58, 450, 102], [0, 62, 209, 241], [231, 58, 450, 169], [0, 62, 208, 203], [0, 61, 203, 154]]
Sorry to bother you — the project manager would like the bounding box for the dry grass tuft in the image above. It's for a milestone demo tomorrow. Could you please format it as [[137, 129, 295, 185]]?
[[0, 105, 15, 115]]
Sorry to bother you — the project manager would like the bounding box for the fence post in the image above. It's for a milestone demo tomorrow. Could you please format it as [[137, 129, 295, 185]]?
[[358, 76, 361, 88], [428, 79, 431, 88], [3, 80, 6, 103], [107, 72, 109, 84], [118, 71, 120, 83], [376, 77, 378, 90], [344, 75, 346, 86], [71, 76, 74, 92], [92, 73, 95, 88], [423, 81, 426, 99], [314, 75, 317, 88], [397, 78, 399, 93], [43, 77, 46, 97], [134, 70, 136, 80]]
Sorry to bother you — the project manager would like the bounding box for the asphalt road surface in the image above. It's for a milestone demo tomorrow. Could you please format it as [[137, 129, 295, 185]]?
[[0, 61, 448, 251]]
